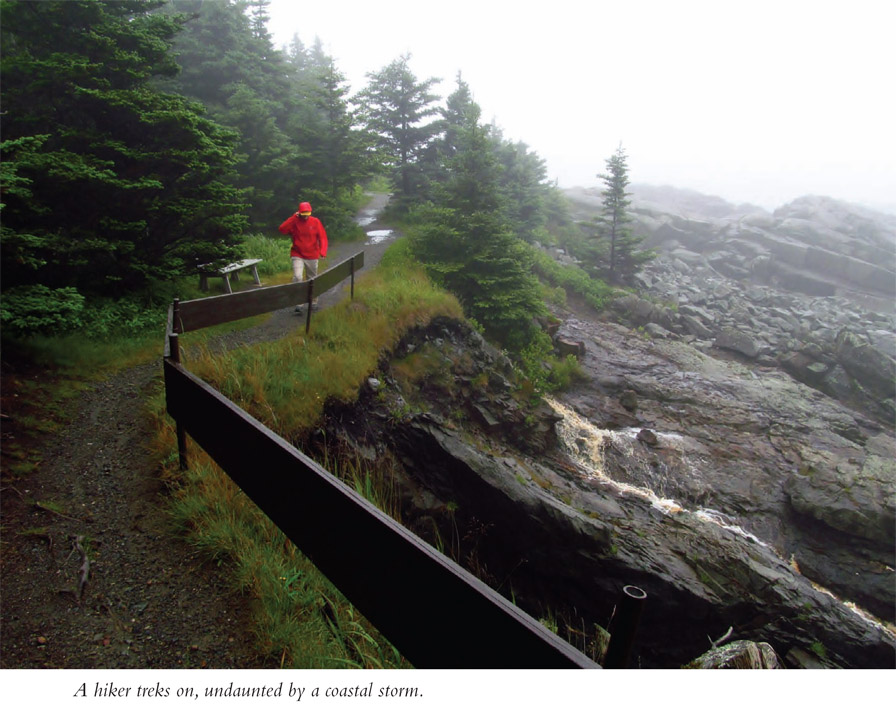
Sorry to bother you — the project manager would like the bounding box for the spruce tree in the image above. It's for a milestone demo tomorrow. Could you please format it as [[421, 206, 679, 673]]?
[[411, 78, 545, 351], [0, 0, 247, 300], [493, 134, 551, 244], [165, 0, 299, 226], [358, 54, 441, 209], [591, 144, 654, 283], [304, 56, 377, 200]]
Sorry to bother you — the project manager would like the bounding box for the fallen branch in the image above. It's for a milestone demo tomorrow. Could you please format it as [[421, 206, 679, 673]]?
[[71, 535, 90, 603], [709, 625, 734, 648], [0, 484, 27, 500]]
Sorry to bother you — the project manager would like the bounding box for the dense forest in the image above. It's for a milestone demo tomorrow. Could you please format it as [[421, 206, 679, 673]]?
[[1, 0, 648, 351]]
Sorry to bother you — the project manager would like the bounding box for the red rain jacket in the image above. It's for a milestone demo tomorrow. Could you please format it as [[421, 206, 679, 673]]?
[[279, 213, 328, 259]]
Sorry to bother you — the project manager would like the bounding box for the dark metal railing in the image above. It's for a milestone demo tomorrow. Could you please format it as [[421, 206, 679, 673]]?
[[163, 251, 604, 668]]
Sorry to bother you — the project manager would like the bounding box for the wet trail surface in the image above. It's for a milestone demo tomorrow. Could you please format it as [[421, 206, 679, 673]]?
[[0, 194, 399, 669]]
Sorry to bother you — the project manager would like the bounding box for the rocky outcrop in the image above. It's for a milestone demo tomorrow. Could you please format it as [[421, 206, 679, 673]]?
[[560, 188, 895, 635], [568, 186, 896, 299], [612, 254, 895, 425], [784, 437, 896, 545], [566, 188, 896, 423], [555, 313, 895, 627], [317, 316, 896, 669], [640, 190, 895, 298]]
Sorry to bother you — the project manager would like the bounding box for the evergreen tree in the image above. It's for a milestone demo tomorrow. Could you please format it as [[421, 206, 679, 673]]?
[[164, 0, 299, 226], [222, 81, 297, 222], [284, 32, 308, 73], [276, 36, 377, 232], [0, 0, 247, 300], [303, 56, 377, 199], [169, 5, 371, 229], [246, 0, 272, 43], [590, 144, 653, 283], [433, 77, 573, 247], [439, 72, 479, 158], [492, 134, 550, 244], [411, 78, 545, 350], [358, 54, 441, 209]]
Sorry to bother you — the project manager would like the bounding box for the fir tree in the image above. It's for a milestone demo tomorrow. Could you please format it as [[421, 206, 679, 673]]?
[[164, 0, 299, 225]]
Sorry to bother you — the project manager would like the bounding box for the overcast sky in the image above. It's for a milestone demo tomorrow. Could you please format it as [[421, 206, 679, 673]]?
[[265, 0, 895, 212]]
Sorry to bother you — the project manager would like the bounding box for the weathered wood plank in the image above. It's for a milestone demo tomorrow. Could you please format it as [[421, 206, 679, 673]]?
[[176, 281, 311, 332], [176, 252, 363, 333]]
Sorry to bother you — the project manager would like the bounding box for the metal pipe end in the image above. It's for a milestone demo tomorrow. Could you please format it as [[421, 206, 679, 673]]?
[[622, 585, 647, 600]]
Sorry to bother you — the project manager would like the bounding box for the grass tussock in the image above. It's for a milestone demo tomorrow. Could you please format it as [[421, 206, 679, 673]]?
[[164, 454, 405, 668]]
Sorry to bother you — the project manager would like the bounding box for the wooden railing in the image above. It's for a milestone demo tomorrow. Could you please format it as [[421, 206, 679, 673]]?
[[163, 251, 600, 669], [174, 253, 364, 335]]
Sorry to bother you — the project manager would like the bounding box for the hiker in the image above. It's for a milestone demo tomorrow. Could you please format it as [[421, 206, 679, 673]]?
[[279, 201, 328, 312]]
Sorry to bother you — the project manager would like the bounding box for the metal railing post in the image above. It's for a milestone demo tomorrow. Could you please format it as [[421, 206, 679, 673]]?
[[604, 585, 647, 668]]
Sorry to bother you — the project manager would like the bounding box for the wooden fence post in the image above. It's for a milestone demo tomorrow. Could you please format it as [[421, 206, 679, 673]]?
[[305, 278, 314, 334], [170, 299, 188, 470], [350, 254, 356, 299]]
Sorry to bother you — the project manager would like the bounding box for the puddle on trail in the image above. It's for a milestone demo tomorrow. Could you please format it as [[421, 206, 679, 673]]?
[[366, 229, 393, 244]]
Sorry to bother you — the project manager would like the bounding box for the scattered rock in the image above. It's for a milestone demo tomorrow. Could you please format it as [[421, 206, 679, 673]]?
[[636, 428, 658, 446], [554, 337, 585, 357], [714, 327, 764, 359], [684, 640, 781, 669]]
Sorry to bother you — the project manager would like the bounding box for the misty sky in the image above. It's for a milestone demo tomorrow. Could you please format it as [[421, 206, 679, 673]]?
[[265, 0, 895, 212]]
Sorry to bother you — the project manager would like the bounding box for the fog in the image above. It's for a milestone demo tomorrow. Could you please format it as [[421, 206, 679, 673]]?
[[266, 0, 895, 213]]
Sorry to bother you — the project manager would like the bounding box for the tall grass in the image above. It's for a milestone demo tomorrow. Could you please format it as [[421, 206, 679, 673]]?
[[162, 454, 405, 668], [240, 233, 293, 279]]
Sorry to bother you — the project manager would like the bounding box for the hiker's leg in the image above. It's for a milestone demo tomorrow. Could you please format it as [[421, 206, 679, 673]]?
[[291, 257, 304, 282]]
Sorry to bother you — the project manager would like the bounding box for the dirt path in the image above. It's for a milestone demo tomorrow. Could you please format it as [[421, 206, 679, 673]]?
[[0, 194, 399, 669]]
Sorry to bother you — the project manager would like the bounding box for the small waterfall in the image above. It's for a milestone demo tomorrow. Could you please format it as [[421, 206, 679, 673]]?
[[546, 396, 765, 545], [694, 508, 768, 548]]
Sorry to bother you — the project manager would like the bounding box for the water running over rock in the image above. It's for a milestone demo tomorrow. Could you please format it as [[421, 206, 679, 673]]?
[[549, 396, 772, 547]]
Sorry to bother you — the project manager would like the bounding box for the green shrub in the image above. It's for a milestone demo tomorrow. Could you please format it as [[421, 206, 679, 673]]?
[[0, 285, 85, 335], [526, 244, 616, 311], [241, 233, 292, 277], [517, 331, 585, 394]]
